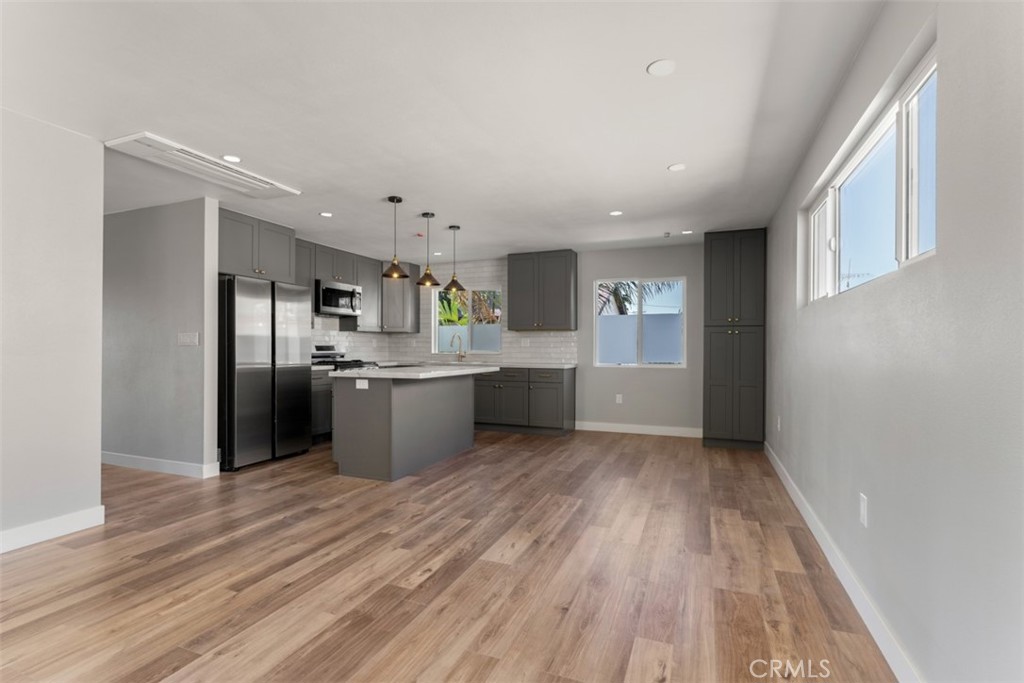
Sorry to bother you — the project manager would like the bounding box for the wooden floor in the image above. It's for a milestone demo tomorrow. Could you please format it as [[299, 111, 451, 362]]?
[[0, 432, 895, 683]]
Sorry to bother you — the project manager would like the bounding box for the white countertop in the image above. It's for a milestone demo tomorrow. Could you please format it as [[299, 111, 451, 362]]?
[[385, 360, 577, 370], [485, 362, 576, 369], [328, 364, 500, 380]]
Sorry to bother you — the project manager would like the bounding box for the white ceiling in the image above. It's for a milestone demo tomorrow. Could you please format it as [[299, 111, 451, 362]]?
[[2, 1, 881, 262]]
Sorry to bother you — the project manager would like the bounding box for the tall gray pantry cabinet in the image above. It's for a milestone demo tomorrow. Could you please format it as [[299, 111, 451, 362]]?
[[702, 228, 766, 448]]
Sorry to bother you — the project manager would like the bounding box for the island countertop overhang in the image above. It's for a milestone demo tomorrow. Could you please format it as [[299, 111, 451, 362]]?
[[328, 365, 500, 380]]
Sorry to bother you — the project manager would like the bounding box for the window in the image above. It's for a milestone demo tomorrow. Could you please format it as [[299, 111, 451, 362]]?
[[808, 50, 936, 300], [595, 278, 685, 366], [433, 288, 502, 354]]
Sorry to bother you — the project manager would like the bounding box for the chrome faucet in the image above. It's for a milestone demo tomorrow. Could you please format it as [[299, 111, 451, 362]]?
[[450, 333, 466, 362]]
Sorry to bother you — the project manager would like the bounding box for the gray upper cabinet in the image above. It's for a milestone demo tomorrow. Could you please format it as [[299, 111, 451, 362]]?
[[315, 245, 356, 285], [380, 262, 420, 333], [219, 209, 295, 283], [295, 239, 315, 289], [507, 249, 577, 331], [704, 229, 765, 326], [295, 238, 315, 308], [354, 255, 382, 332]]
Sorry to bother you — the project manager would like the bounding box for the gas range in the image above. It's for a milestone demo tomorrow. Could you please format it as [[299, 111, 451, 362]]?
[[311, 345, 377, 371]]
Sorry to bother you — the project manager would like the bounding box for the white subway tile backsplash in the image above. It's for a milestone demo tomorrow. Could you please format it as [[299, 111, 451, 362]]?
[[309, 257, 578, 366], [389, 257, 579, 366]]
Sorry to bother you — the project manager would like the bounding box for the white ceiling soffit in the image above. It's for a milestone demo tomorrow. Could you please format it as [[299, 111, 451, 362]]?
[[104, 132, 300, 199]]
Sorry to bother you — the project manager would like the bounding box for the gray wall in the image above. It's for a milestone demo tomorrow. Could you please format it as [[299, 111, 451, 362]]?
[[103, 198, 219, 476], [576, 244, 703, 433], [765, 3, 1023, 682], [1, 109, 105, 549]]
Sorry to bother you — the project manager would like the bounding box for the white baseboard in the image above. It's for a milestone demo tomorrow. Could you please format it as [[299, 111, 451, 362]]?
[[1, 505, 106, 553], [763, 442, 922, 683], [576, 421, 702, 438], [102, 451, 219, 479]]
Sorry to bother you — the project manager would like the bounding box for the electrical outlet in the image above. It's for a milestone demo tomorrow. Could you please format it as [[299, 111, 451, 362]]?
[[615, 394, 623, 404], [859, 493, 868, 528], [520, 338, 530, 347], [777, 415, 781, 432]]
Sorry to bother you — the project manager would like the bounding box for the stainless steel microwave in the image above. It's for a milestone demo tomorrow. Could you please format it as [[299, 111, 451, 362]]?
[[315, 280, 362, 317]]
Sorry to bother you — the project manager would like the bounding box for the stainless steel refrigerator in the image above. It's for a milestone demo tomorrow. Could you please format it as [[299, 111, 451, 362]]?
[[219, 275, 311, 470]]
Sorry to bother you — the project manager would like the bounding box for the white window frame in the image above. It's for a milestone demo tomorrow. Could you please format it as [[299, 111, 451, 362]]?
[[593, 277, 686, 369], [431, 287, 503, 355], [807, 47, 937, 302], [901, 53, 938, 263]]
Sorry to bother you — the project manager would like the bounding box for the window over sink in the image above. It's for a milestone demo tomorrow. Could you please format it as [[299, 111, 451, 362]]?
[[433, 288, 502, 355]]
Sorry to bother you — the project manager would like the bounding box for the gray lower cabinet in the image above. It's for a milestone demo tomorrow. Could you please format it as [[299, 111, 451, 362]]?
[[219, 209, 296, 283], [475, 367, 575, 433], [702, 327, 764, 444], [311, 371, 332, 436], [381, 262, 420, 333], [527, 368, 572, 429], [474, 380, 528, 426]]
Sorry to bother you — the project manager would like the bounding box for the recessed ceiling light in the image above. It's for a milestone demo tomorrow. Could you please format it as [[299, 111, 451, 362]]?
[[646, 59, 676, 77], [609, 210, 623, 216], [222, 154, 241, 163], [667, 162, 687, 172], [319, 211, 333, 218], [681, 230, 694, 235], [433, 252, 443, 256]]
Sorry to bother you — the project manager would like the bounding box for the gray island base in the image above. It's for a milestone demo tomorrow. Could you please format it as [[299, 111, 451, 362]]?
[[329, 365, 499, 481]]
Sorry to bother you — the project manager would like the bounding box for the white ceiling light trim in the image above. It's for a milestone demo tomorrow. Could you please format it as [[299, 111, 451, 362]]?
[[105, 132, 300, 199], [646, 59, 676, 76]]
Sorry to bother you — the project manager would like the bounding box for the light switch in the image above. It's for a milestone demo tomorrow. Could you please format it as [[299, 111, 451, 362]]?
[[177, 332, 200, 346]]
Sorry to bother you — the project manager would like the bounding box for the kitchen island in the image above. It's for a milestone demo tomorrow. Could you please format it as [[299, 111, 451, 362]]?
[[328, 364, 499, 481]]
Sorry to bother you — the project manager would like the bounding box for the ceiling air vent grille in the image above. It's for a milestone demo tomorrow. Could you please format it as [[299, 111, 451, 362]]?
[[104, 132, 300, 199]]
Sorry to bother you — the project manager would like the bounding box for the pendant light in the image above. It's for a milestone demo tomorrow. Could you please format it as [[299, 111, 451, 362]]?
[[416, 212, 441, 287], [443, 225, 466, 292], [382, 196, 409, 279]]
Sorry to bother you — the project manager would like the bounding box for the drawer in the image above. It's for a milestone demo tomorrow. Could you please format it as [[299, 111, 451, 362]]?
[[477, 368, 529, 381], [529, 368, 562, 383], [497, 368, 529, 381]]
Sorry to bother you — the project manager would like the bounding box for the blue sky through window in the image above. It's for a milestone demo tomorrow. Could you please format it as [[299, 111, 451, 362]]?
[[839, 126, 897, 291]]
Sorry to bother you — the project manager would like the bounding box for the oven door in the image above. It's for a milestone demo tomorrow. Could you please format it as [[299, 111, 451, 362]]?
[[316, 280, 362, 316]]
